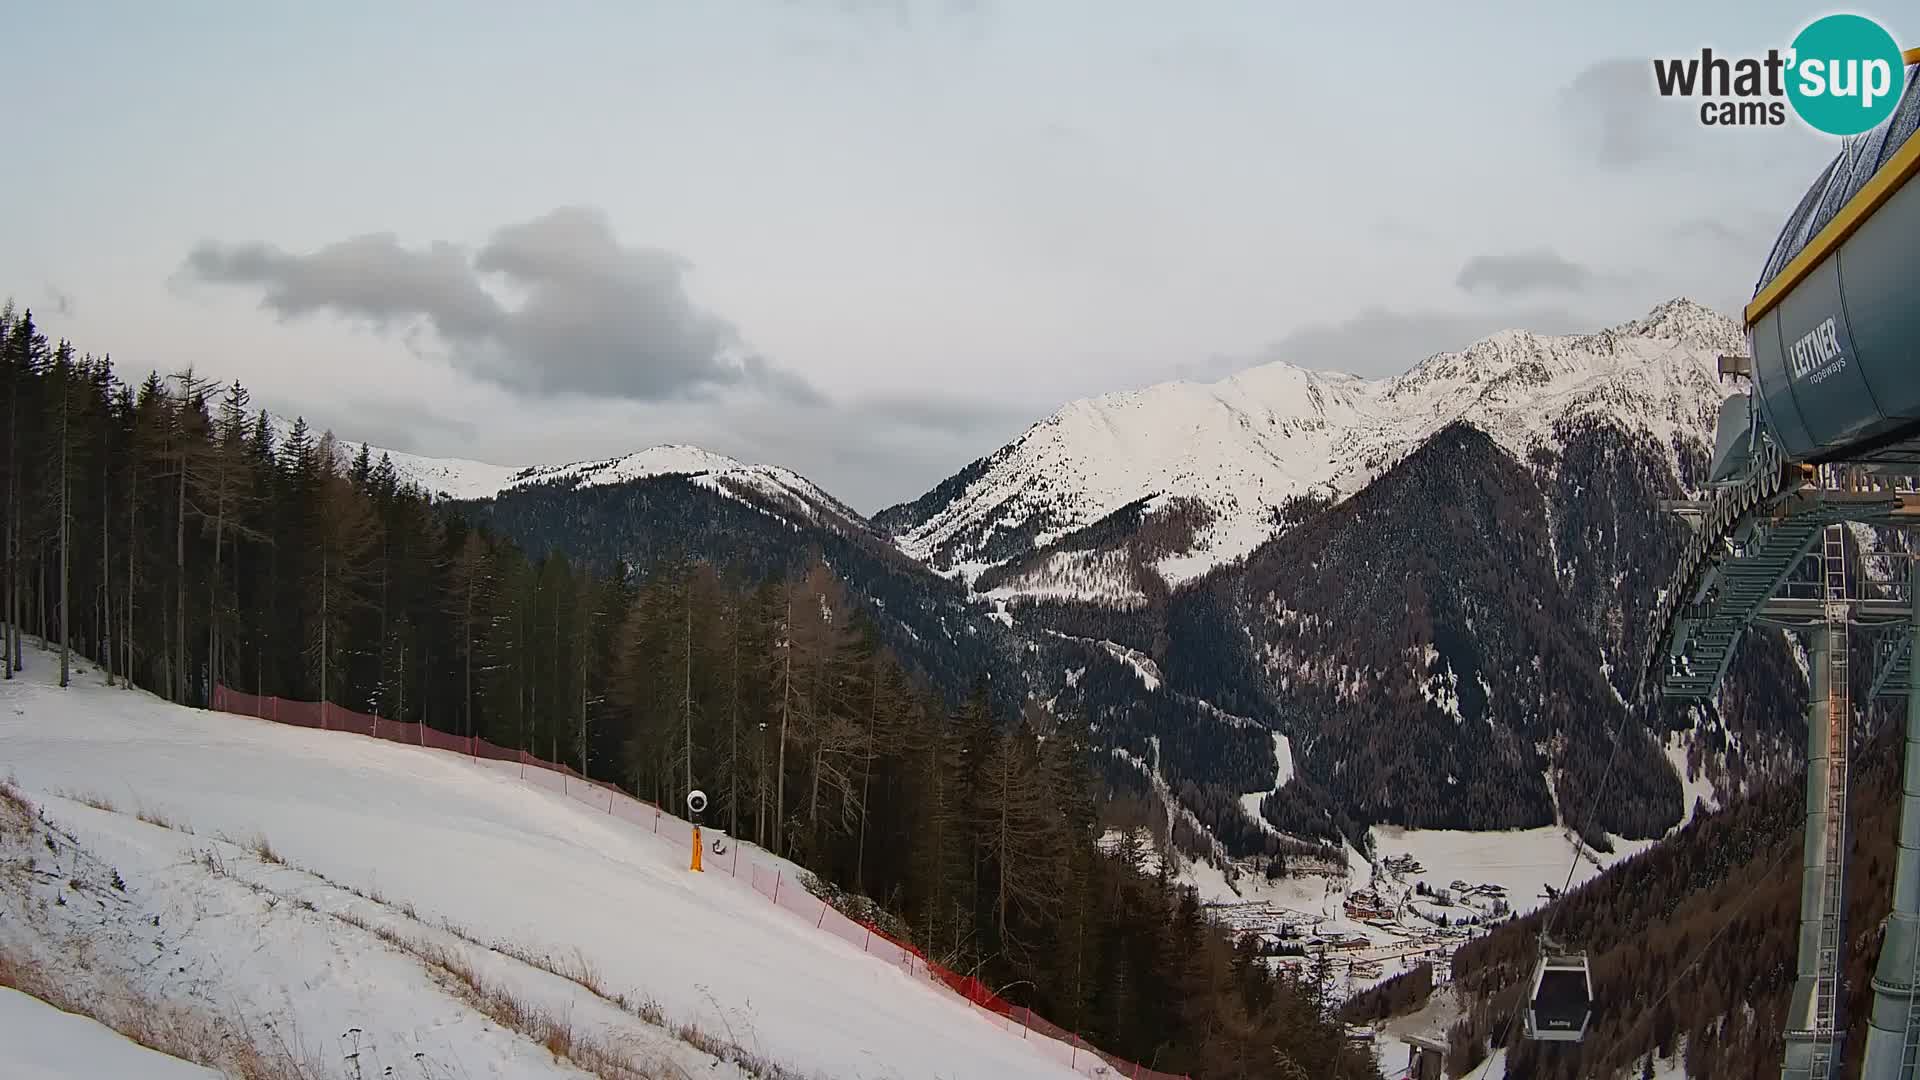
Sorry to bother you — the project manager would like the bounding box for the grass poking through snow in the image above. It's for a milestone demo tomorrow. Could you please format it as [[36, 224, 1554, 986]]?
[[248, 833, 284, 866], [1, 896, 322, 1079], [0, 776, 33, 835]]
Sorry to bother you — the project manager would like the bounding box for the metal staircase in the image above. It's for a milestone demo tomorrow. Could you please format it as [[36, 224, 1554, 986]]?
[[1661, 513, 1824, 699], [1653, 478, 1918, 702]]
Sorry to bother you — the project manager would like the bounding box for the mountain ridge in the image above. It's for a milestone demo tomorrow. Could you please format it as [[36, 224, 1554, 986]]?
[[305, 297, 1739, 573], [878, 297, 1743, 599]]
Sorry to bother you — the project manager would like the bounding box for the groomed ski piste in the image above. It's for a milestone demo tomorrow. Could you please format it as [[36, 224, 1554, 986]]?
[[0, 644, 1093, 1080]]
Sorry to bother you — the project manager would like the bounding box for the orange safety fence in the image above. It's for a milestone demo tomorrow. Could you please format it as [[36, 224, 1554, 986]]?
[[209, 685, 1190, 1080]]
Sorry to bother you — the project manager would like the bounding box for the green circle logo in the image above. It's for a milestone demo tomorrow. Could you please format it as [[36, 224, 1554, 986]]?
[[1786, 14, 1907, 136]]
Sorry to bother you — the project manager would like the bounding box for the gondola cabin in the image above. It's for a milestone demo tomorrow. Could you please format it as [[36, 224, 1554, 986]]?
[[1525, 953, 1592, 1043]]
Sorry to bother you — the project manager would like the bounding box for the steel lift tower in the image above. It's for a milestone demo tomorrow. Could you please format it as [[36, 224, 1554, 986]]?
[[1648, 47, 1920, 1079], [1658, 469, 1918, 1078]]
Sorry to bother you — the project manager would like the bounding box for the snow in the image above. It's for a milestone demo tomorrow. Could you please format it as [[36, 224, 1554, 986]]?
[[1421, 652, 1465, 724], [981, 549, 1148, 608], [0, 988, 220, 1080], [1176, 858, 1242, 905], [367, 447, 530, 502], [3, 790, 745, 1080], [1369, 825, 1658, 918], [269, 414, 529, 502], [293, 414, 862, 533], [895, 298, 1737, 595], [1665, 732, 1719, 831], [0, 648, 1093, 1080], [1269, 733, 1295, 787], [1415, 1044, 1683, 1080], [1100, 640, 1163, 692], [1238, 732, 1293, 836], [511, 443, 746, 489]]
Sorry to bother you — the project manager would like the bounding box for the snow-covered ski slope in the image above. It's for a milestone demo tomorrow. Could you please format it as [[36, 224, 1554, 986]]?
[[892, 298, 1742, 590], [0, 651, 1089, 1080], [0, 988, 219, 1080]]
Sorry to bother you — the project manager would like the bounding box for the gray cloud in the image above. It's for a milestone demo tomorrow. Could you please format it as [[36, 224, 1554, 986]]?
[[1559, 58, 1686, 169], [819, 0, 987, 28], [776, 0, 988, 60], [188, 233, 501, 336], [1456, 250, 1596, 296], [185, 208, 819, 404], [848, 392, 1033, 436], [285, 396, 479, 455], [1672, 214, 1777, 256], [1370, 218, 1438, 247], [710, 392, 1032, 511], [1144, 38, 1247, 86], [1181, 305, 1593, 381]]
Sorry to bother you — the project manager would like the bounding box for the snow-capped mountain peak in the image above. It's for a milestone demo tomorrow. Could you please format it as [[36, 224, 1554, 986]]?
[[507, 444, 751, 490], [1615, 296, 1746, 352], [883, 299, 1739, 598], [269, 415, 861, 532]]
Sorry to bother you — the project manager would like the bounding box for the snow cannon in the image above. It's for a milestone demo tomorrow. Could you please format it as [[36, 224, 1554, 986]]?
[[1738, 51, 1920, 476], [687, 789, 708, 872]]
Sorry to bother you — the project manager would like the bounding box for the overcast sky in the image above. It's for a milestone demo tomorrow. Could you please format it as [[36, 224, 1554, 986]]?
[[1, 0, 1879, 511]]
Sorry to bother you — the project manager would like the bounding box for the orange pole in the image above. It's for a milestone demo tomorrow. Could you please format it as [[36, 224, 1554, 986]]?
[[690, 825, 703, 872]]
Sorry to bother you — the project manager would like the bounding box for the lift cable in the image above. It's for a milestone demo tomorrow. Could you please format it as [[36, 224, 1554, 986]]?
[[1585, 833, 1801, 1072], [1541, 720, 1626, 947], [1462, 979, 1534, 1080], [1545, 340, 1697, 944], [1468, 827, 1799, 1079]]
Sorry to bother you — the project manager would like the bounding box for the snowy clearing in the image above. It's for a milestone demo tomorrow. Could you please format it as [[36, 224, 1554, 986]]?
[[1369, 825, 1658, 918], [0, 647, 1091, 1080]]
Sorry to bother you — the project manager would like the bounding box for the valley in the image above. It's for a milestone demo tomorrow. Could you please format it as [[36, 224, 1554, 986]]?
[[294, 300, 1813, 1072], [0, 296, 1830, 1080]]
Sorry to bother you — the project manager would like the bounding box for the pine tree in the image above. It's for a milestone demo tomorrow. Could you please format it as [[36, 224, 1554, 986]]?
[[199, 380, 264, 696], [164, 369, 216, 703], [49, 342, 75, 686], [3, 310, 50, 676], [305, 434, 377, 714], [448, 530, 491, 738], [976, 723, 1069, 968]]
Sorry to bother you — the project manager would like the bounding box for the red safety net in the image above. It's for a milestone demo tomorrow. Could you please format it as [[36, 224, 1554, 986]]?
[[209, 685, 1189, 1080]]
